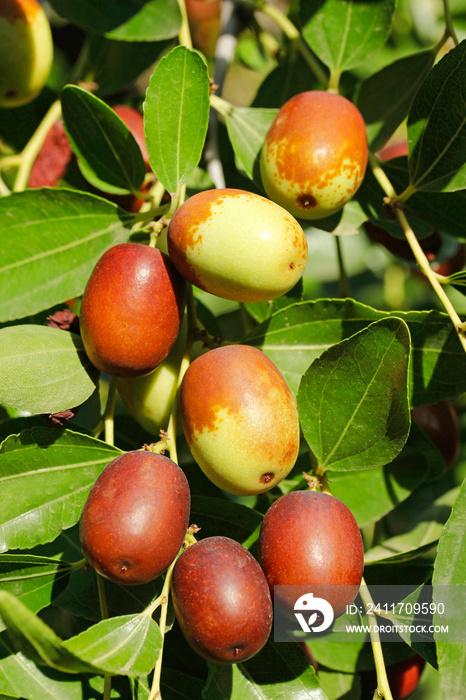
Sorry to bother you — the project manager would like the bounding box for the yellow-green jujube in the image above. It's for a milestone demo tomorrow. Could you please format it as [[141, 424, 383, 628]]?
[[179, 344, 300, 496], [0, 0, 53, 108], [167, 188, 308, 302], [116, 318, 187, 435]]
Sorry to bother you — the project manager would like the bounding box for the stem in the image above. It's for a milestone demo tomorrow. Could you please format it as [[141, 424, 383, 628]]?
[[359, 580, 394, 700], [0, 173, 10, 196], [368, 154, 466, 354], [327, 68, 341, 93], [104, 379, 117, 446], [335, 236, 350, 298], [210, 92, 233, 119], [177, 0, 193, 48], [259, 2, 328, 86], [148, 558, 177, 700], [13, 100, 62, 192], [96, 574, 112, 700], [442, 0, 459, 45], [395, 208, 466, 353]]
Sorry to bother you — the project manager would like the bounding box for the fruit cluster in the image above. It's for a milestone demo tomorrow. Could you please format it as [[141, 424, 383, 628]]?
[[73, 100, 372, 664]]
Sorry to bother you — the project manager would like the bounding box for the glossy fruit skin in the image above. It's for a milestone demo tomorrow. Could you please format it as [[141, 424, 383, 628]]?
[[116, 317, 187, 434], [79, 451, 190, 585], [411, 400, 460, 470], [361, 654, 426, 700], [260, 91, 368, 220], [258, 491, 364, 618], [171, 536, 273, 663], [80, 243, 186, 378], [167, 188, 308, 302], [179, 344, 300, 496], [0, 0, 53, 107]]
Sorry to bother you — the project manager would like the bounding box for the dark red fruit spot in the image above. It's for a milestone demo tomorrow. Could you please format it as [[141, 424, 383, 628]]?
[[6, 90, 16, 98], [297, 193, 317, 209], [260, 473, 275, 484], [289, 262, 295, 269]]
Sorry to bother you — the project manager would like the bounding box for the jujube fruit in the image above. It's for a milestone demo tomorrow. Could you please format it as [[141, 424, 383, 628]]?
[[179, 344, 300, 495], [171, 536, 273, 663], [112, 104, 150, 170], [28, 119, 74, 188], [260, 91, 368, 219], [0, 0, 53, 107], [167, 188, 308, 302], [80, 243, 186, 378], [258, 491, 364, 618], [361, 654, 426, 700], [116, 317, 187, 434], [185, 0, 221, 59], [411, 400, 460, 470], [79, 451, 191, 585]]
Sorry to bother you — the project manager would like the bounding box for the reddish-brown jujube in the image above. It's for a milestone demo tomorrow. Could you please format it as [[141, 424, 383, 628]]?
[[79, 451, 191, 585], [171, 536, 273, 663], [80, 243, 186, 378], [258, 491, 364, 618]]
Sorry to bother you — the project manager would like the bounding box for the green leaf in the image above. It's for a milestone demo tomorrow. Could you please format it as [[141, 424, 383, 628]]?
[[309, 200, 369, 236], [83, 35, 172, 98], [161, 668, 205, 699], [297, 318, 410, 472], [0, 631, 92, 700], [0, 189, 132, 322], [48, 0, 181, 41], [203, 640, 328, 699], [0, 590, 98, 674], [245, 299, 466, 406], [55, 560, 163, 623], [357, 50, 435, 152], [408, 40, 466, 193], [300, 0, 395, 74], [433, 479, 466, 700], [328, 423, 436, 527], [0, 554, 73, 635], [223, 106, 277, 182], [144, 46, 210, 194], [63, 614, 162, 677], [0, 428, 122, 552], [190, 496, 263, 548], [61, 86, 146, 194], [0, 327, 98, 414], [318, 668, 360, 700]]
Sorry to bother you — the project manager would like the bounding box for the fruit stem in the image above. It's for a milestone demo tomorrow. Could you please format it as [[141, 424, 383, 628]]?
[[327, 68, 341, 94], [335, 236, 351, 298], [359, 579, 394, 700], [96, 573, 112, 700], [210, 92, 233, 118], [442, 0, 459, 45], [104, 379, 117, 447], [148, 558, 177, 700], [177, 0, 193, 49], [13, 100, 62, 192], [368, 153, 466, 355], [394, 206, 466, 355], [258, 2, 328, 86]]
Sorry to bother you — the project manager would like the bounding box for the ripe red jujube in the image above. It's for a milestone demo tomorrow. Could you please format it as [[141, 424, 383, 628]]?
[[80, 243, 186, 378], [171, 536, 273, 663], [260, 91, 368, 220], [258, 491, 364, 618], [79, 451, 190, 585]]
